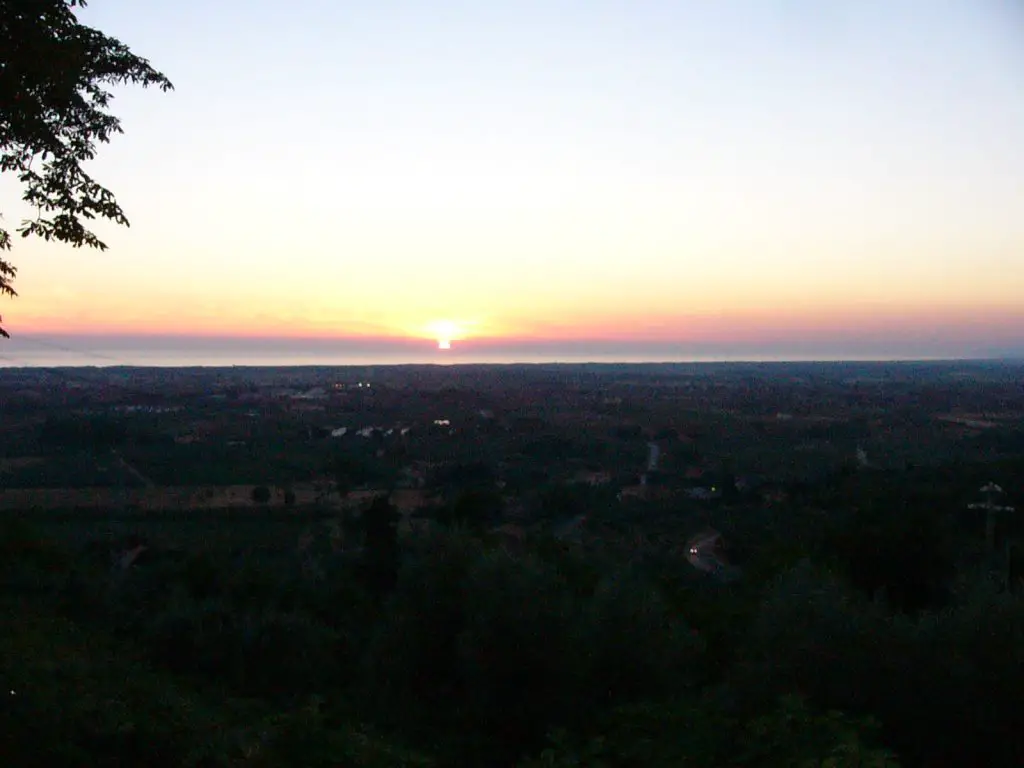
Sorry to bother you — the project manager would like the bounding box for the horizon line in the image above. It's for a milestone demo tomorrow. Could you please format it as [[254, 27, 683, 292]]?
[[3, 332, 1021, 368], [3, 356, 1022, 370]]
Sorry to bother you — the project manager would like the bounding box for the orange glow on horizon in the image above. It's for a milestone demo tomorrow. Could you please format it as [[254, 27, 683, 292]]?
[[7, 276, 1023, 352], [11, 301, 1024, 346]]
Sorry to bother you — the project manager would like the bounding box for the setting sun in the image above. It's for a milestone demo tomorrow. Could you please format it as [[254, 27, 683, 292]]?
[[424, 319, 473, 351]]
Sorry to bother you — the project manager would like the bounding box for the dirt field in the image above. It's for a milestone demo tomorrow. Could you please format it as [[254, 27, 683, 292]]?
[[0, 485, 430, 513], [0, 457, 45, 472]]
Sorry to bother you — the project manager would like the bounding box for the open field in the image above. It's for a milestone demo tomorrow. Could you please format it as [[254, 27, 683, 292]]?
[[0, 484, 430, 513]]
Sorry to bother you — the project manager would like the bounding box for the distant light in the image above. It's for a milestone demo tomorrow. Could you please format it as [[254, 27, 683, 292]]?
[[438, 339, 451, 350]]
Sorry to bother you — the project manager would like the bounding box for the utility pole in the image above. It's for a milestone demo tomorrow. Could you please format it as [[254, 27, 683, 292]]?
[[968, 482, 1015, 555]]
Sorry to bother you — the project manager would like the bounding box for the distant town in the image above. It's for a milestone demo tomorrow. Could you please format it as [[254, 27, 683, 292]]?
[[3, 360, 1022, 530]]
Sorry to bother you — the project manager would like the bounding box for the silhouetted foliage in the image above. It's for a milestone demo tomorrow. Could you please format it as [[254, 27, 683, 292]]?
[[40, 414, 129, 448], [522, 695, 898, 767], [0, 0, 172, 335], [538, 484, 585, 521], [361, 495, 399, 595], [440, 487, 504, 529], [830, 500, 956, 612], [431, 460, 497, 490], [5, 446, 1024, 766], [333, 451, 392, 492]]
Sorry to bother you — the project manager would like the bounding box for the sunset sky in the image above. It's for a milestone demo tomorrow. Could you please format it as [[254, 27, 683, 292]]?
[[2, 0, 1023, 361]]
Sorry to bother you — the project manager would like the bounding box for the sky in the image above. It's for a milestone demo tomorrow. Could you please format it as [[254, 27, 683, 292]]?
[[2, 0, 1023, 361]]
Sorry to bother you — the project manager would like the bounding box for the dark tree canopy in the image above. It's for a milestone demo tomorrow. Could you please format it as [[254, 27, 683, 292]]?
[[362, 495, 400, 595], [0, 0, 172, 336]]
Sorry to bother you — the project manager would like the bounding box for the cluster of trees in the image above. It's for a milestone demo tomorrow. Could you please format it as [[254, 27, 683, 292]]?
[[0, 509, 885, 766], [3, 457, 1024, 766]]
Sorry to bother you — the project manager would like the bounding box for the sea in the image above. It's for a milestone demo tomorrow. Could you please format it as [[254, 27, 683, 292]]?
[[0, 333, 1014, 368]]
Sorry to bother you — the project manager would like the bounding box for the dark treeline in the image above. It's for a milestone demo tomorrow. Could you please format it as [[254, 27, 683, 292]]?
[[3, 457, 1024, 766]]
